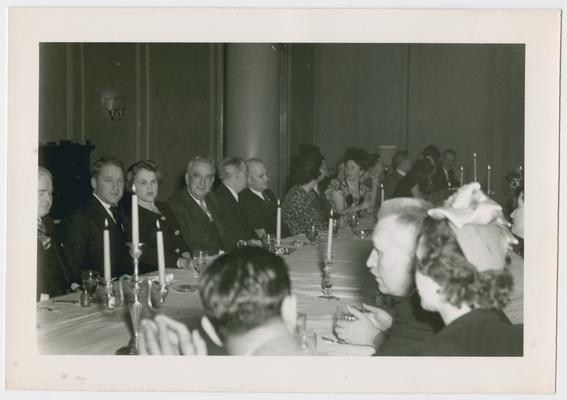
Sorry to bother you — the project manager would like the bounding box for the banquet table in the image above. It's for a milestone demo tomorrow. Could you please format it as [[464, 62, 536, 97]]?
[[37, 221, 377, 356]]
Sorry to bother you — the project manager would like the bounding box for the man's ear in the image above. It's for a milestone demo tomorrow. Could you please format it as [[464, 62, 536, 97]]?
[[184, 173, 190, 187], [91, 176, 97, 191], [201, 316, 223, 347], [280, 294, 297, 334]]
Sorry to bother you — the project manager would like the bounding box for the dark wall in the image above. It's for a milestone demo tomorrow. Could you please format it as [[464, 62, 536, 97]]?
[[39, 43, 216, 201]]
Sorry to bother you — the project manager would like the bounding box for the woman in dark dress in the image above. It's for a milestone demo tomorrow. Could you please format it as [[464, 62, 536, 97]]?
[[37, 167, 71, 300], [125, 160, 192, 273], [412, 183, 523, 356], [392, 156, 435, 199]]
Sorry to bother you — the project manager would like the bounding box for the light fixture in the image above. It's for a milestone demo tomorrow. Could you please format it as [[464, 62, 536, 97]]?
[[103, 96, 126, 121]]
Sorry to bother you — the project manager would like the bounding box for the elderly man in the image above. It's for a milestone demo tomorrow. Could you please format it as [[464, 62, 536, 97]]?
[[37, 167, 71, 300], [167, 156, 228, 255], [382, 150, 410, 200], [433, 149, 459, 190], [138, 247, 300, 355], [213, 157, 259, 250], [63, 157, 131, 283], [240, 158, 287, 239], [334, 198, 443, 355]]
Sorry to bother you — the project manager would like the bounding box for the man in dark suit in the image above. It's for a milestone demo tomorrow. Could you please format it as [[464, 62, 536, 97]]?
[[168, 156, 228, 255], [62, 157, 131, 284], [433, 149, 459, 191], [382, 150, 410, 200], [214, 157, 260, 250], [240, 158, 288, 239], [37, 167, 71, 300]]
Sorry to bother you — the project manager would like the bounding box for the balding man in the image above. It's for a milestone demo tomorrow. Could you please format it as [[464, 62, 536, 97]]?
[[240, 158, 288, 239], [214, 157, 259, 250], [167, 156, 227, 255]]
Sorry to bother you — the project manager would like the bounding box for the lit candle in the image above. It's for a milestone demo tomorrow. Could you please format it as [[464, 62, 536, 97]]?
[[276, 199, 281, 247], [460, 166, 464, 186], [156, 220, 166, 286], [327, 210, 333, 261], [103, 218, 111, 282], [473, 153, 478, 182], [487, 165, 492, 194], [518, 166, 523, 180], [380, 182, 385, 205], [131, 184, 139, 248]]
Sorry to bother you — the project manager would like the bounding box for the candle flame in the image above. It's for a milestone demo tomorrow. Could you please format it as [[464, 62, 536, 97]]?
[[473, 153, 477, 157], [460, 166, 464, 170], [104, 218, 109, 228], [132, 184, 136, 194], [277, 199, 280, 206], [488, 165, 491, 170], [330, 209, 333, 217], [156, 220, 161, 230]]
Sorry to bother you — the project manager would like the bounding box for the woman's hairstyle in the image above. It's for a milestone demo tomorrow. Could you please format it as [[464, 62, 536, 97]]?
[[410, 156, 436, 178], [421, 145, 441, 163], [126, 159, 161, 189], [199, 247, 291, 340], [290, 152, 323, 185], [369, 153, 382, 168], [417, 217, 513, 310], [343, 147, 371, 172]]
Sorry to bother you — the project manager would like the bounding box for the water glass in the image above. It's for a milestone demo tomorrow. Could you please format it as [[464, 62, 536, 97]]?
[[346, 213, 359, 230], [295, 331, 317, 355], [296, 312, 307, 335], [81, 270, 100, 299], [305, 224, 319, 244], [192, 250, 208, 278]]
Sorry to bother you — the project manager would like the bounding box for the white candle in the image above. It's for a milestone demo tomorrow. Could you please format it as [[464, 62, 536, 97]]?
[[131, 184, 139, 247], [103, 218, 111, 282], [327, 210, 333, 261], [380, 182, 385, 205], [276, 199, 281, 246], [487, 165, 492, 194], [156, 220, 166, 286], [460, 166, 464, 186], [518, 166, 523, 180], [473, 153, 478, 182]]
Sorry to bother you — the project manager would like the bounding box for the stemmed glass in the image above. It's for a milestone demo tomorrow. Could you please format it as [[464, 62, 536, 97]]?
[[295, 331, 317, 355], [192, 250, 208, 278], [318, 261, 339, 300], [81, 270, 100, 300], [346, 213, 359, 231], [305, 224, 319, 245]]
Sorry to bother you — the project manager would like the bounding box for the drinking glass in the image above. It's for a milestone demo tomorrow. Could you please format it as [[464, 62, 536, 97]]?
[[332, 218, 340, 237], [295, 331, 317, 355], [346, 213, 359, 231], [296, 312, 307, 335], [192, 250, 208, 278], [262, 233, 275, 252], [81, 270, 100, 300], [305, 224, 319, 244]]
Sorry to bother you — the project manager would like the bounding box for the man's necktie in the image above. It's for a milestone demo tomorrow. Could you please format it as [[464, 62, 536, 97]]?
[[198, 200, 214, 222], [38, 218, 51, 250], [109, 206, 126, 233]]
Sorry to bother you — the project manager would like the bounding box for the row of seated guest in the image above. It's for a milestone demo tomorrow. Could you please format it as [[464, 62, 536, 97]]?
[[139, 182, 523, 357], [38, 155, 290, 299]]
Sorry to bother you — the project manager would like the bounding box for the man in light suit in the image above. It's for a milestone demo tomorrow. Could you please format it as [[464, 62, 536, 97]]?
[[62, 157, 131, 283]]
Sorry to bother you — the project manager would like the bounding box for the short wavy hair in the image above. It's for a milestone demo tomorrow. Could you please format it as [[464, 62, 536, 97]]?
[[90, 157, 125, 179], [199, 247, 292, 340], [343, 147, 371, 172], [126, 159, 161, 189], [290, 153, 323, 185], [417, 217, 513, 310]]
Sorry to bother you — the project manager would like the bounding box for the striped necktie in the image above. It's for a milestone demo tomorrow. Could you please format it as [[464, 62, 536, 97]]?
[[198, 199, 214, 222]]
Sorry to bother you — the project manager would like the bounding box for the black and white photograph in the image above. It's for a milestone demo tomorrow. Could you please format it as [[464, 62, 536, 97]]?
[[4, 7, 560, 394]]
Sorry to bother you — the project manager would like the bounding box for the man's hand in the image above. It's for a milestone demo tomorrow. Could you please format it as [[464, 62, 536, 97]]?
[[334, 304, 392, 346], [138, 314, 207, 355]]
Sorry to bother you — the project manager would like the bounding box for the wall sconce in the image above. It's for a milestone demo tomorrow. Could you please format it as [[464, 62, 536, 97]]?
[[103, 96, 126, 121]]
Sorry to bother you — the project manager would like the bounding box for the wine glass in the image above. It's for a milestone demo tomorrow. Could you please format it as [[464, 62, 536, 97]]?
[[192, 250, 208, 278], [81, 270, 100, 300], [295, 331, 317, 355], [346, 213, 359, 231], [296, 312, 307, 335], [305, 224, 319, 245]]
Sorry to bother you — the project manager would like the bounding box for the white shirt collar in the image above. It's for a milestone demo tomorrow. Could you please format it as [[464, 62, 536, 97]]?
[[249, 187, 265, 200], [396, 168, 407, 177], [225, 184, 239, 202], [187, 187, 206, 206], [92, 193, 116, 222]]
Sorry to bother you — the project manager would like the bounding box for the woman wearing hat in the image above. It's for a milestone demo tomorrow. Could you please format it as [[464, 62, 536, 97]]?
[[411, 183, 523, 356]]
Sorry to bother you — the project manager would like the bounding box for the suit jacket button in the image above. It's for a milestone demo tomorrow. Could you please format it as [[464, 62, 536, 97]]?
[[174, 248, 180, 254], [174, 230, 180, 235], [161, 216, 166, 221]]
